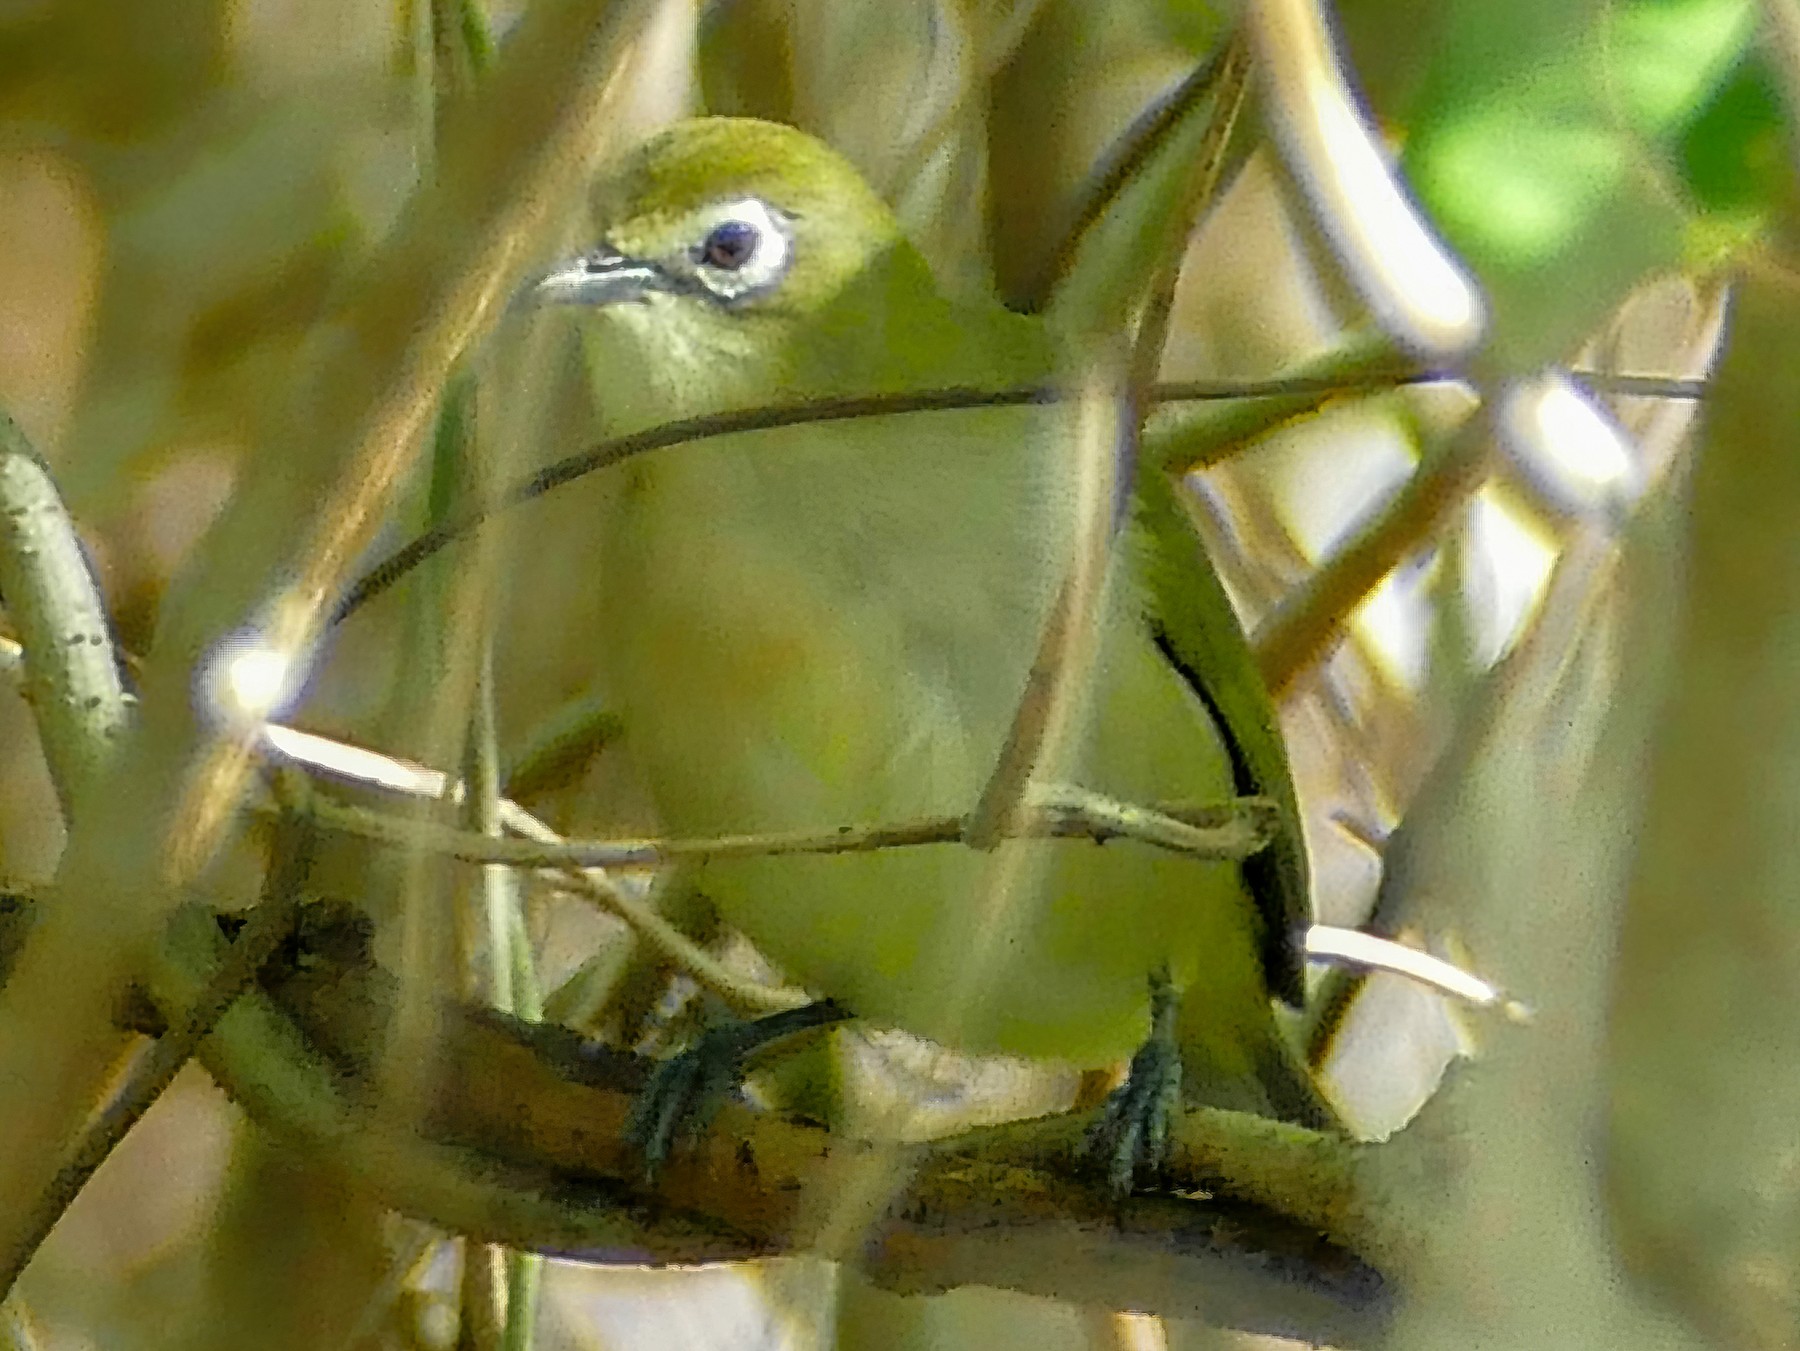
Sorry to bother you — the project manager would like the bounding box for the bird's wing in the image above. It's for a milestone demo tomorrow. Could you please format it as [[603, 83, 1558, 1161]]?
[[1125, 462, 1311, 1006]]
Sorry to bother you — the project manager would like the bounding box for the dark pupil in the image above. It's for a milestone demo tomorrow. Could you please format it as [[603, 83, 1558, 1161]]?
[[702, 221, 758, 270]]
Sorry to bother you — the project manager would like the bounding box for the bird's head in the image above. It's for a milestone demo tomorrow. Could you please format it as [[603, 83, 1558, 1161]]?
[[530, 118, 953, 413]]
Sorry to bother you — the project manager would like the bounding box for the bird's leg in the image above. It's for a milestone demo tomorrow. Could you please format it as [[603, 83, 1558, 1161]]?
[[1082, 969, 1182, 1195], [625, 998, 851, 1177]]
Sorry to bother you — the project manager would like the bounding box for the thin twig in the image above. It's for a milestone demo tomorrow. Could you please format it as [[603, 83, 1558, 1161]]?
[[154, 0, 665, 883], [304, 784, 1279, 873], [1253, 406, 1494, 697], [331, 366, 1703, 627], [1158, 367, 1705, 404], [257, 714, 1274, 1015], [0, 0, 670, 1280], [334, 388, 1066, 623], [962, 382, 1126, 849], [251, 724, 807, 1017], [0, 799, 315, 1301], [1029, 41, 1233, 309], [1127, 33, 1252, 401], [0, 411, 133, 815], [254, 707, 1278, 867]]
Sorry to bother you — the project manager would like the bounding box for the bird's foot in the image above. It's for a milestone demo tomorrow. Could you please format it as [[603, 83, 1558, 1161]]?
[[1082, 972, 1182, 1195], [624, 999, 849, 1179]]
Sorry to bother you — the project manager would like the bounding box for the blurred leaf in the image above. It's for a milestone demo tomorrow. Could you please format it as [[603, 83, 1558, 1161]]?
[[834, 1269, 1094, 1351], [698, 0, 798, 123], [1606, 273, 1800, 1348], [1372, 499, 1698, 1347], [1046, 38, 1246, 342], [988, 0, 1227, 307], [1396, 0, 1760, 364], [0, 0, 226, 140], [1678, 55, 1800, 257], [183, 1130, 388, 1351], [63, 98, 393, 512]]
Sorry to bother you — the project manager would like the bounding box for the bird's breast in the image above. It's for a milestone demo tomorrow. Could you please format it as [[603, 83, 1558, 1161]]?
[[587, 410, 1264, 1064], [595, 412, 1070, 837]]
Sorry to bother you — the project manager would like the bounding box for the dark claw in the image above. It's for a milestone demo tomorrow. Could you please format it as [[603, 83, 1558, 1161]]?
[[623, 999, 850, 1180], [1082, 971, 1182, 1195], [625, 1019, 759, 1176]]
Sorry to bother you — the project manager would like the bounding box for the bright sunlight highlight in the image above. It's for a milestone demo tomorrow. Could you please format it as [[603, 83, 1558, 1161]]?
[[197, 629, 302, 730], [1250, 0, 1487, 358], [1306, 924, 1531, 1021], [1499, 371, 1643, 519]]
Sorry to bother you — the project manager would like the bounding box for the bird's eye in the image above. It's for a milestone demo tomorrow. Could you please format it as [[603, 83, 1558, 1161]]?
[[683, 199, 792, 301], [700, 220, 760, 271]]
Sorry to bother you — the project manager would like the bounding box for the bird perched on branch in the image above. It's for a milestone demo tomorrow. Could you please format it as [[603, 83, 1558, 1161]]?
[[526, 116, 1336, 1185]]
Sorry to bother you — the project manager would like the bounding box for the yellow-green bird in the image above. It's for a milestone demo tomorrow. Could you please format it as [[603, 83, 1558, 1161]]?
[[528, 117, 1334, 1180]]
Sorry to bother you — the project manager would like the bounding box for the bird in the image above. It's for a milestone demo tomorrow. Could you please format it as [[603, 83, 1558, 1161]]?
[[523, 116, 1335, 1184]]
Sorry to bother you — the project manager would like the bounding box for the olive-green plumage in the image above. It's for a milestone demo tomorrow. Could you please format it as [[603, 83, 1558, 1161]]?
[[538, 117, 1325, 1123]]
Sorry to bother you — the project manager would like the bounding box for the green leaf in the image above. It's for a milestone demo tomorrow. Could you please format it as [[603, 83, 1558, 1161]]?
[[1396, 0, 1759, 364], [1608, 269, 1800, 1350], [1680, 56, 1793, 218]]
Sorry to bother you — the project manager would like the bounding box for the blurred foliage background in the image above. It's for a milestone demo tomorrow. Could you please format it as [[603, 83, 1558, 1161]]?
[[0, 0, 1795, 1348]]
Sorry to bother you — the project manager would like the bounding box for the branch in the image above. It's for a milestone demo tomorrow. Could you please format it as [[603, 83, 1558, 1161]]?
[[0, 411, 132, 814], [0, 0, 672, 1282], [1253, 405, 1493, 696], [500, 693, 622, 801], [147, 0, 672, 882], [256, 902, 1398, 1340], [303, 785, 1280, 872], [332, 360, 1702, 629], [0, 884, 1398, 1339], [0, 803, 313, 1300], [1148, 333, 1412, 475], [338, 376, 1359, 624], [254, 723, 809, 1017], [256, 715, 1280, 1015]]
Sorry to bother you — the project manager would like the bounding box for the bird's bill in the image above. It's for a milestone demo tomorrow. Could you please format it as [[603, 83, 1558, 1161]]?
[[525, 248, 671, 308]]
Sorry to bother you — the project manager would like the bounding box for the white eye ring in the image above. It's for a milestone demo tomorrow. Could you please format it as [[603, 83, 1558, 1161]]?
[[687, 197, 792, 301]]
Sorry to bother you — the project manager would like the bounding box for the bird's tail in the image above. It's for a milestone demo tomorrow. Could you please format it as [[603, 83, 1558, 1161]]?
[[1248, 1027, 1343, 1133], [1176, 991, 1344, 1133]]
